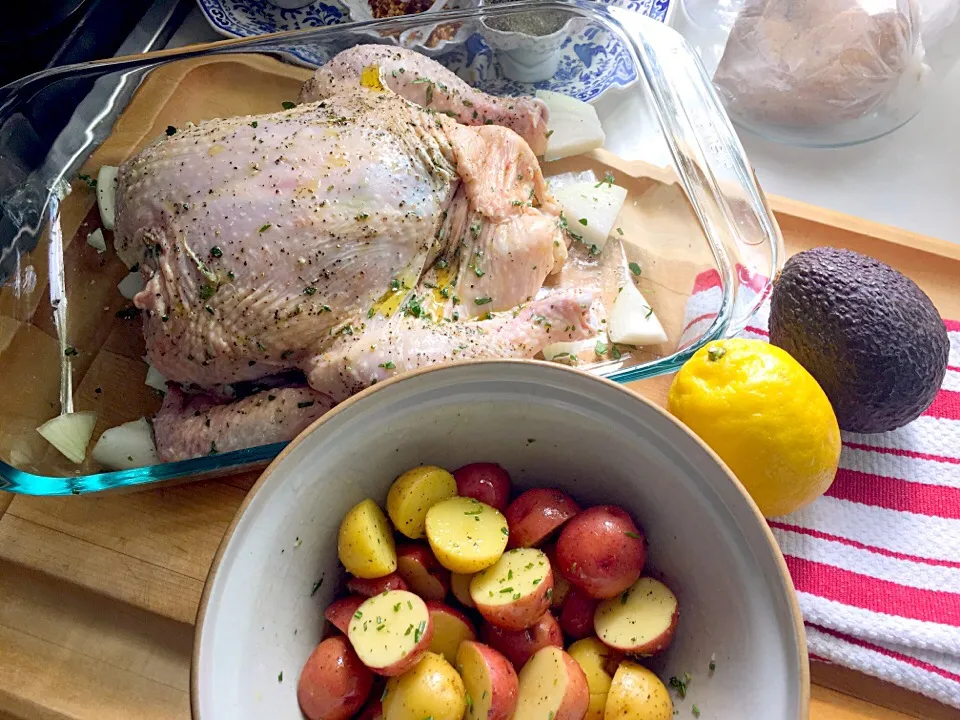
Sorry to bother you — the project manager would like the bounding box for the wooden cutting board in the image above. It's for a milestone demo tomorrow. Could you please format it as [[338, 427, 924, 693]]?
[[1, 53, 959, 720]]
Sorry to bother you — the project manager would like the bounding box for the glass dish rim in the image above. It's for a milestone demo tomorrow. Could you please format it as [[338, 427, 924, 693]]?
[[0, 0, 779, 495]]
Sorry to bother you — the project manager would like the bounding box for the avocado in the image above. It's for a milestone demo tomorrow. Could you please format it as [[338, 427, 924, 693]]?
[[768, 247, 949, 433]]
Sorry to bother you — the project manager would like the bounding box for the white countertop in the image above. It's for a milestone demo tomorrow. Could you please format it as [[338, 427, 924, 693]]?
[[170, 5, 960, 244]]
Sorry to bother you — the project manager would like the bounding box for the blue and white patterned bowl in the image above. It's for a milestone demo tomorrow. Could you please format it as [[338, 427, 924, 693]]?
[[195, 0, 674, 101]]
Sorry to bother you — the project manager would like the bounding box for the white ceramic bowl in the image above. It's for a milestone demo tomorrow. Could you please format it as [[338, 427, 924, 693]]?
[[193, 361, 808, 719], [478, 2, 587, 83]]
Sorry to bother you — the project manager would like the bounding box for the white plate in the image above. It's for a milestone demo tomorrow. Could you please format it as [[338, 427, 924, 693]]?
[[193, 360, 808, 720]]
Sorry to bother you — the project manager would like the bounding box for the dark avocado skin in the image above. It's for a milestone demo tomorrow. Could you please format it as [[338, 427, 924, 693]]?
[[769, 247, 949, 434]]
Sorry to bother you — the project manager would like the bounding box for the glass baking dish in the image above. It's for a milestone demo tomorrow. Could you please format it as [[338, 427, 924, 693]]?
[[0, 0, 782, 495]]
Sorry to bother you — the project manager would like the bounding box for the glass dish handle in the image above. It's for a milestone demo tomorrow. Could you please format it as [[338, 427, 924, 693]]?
[[606, 5, 784, 336]]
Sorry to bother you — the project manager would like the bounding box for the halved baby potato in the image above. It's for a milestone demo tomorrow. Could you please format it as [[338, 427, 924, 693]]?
[[348, 590, 433, 676], [426, 601, 477, 665], [556, 505, 646, 599], [545, 545, 572, 609], [470, 548, 554, 630], [387, 465, 458, 539], [325, 594, 366, 635], [348, 572, 409, 598], [482, 612, 563, 670], [297, 636, 373, 720], [454, 462, 512, 511], [568, 637, 622, 720], [425, 497, 509, 574], [396, 544, 450, 601], [382, 651, 466, 720], [604, 661, 673, 720], [504, 488, 581, 548], [451, 572, 477, 608], [594, 577, 679, 655], [514, 646, 589, 720], [338, 499, 397, 579], [457, 640, 519, 720], [559, 587, 600, 640]]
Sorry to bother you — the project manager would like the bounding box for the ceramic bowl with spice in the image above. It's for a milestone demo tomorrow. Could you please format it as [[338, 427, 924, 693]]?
[[339, 0, 447, 21], [340, 0, 478, 50], [192, 361, 809, 720], [478, 0, 587, 82]]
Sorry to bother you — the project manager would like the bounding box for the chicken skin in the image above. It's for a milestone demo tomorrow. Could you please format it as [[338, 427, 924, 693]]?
[[115, 47, 595, 461]]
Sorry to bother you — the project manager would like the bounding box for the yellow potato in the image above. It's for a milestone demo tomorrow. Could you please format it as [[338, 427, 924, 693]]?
[[337, 499, 397, 579], [515, 646, 589, 720], [594, 577, 679, 655], [425, 497, 509, 574], [451, 573, 476, 608], [382, 652, 466, 720], [387, 465, 458, 539], [603, 661, 672, 720], [569, 638, 618, 720], [348, 591, 432, 676], [470, 548, 553, 630]]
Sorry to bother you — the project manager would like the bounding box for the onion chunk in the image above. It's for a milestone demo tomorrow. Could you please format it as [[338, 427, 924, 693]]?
[[537, 90, 605, 162], [118, 272, 144, 300], [92, 418, 160, 470], [608, 280, 668, 347], [97, 165, 119, 231], [36, 412, 98, 464], [144, 365, 168, 393], [86, 228, 106, 253], [552, 180, 628, 252]]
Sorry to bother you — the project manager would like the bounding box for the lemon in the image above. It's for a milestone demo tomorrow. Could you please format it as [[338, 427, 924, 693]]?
[[667, 339, 840, 518]]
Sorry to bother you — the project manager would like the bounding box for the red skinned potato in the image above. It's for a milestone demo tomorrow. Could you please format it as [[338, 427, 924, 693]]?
[[559, 587, 600, 640], [514, 646, 589, 720], [505, 488, 581, 548], [594, 577, 679, 655], [348, 590, 434, 676], [544, 545, 572, 609], [325, 595, 366, 635], [470, 548, 554, 630], [457, 641, 519, 720], [426, 601, 477, 665], [482, 611, 563, 670], [454, 463, 512, 511], [297, 636, 374, 720], [556, 505, 646, 599], [552, 575, 572, 610], [396, 544, 451, 601], [347, 572, 410, 598]]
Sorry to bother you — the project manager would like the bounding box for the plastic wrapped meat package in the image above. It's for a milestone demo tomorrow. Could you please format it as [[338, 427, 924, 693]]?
[[711, 0, 951, 130]]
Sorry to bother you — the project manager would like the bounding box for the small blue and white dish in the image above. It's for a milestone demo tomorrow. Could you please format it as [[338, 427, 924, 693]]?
[[195, 0, 675, 100]]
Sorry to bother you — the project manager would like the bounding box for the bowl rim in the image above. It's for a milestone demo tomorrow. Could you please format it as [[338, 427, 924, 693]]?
[[190, 358, 810, 719]]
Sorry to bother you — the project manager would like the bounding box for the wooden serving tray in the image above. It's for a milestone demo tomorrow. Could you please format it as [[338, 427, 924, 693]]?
[[1, 54, 959, 720]]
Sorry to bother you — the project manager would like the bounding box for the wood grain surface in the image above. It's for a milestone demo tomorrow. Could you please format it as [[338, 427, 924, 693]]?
[[1, 54, 959, 720]]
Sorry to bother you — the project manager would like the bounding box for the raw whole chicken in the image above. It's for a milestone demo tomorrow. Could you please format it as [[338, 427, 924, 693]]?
[[114, 46, 596, 462]]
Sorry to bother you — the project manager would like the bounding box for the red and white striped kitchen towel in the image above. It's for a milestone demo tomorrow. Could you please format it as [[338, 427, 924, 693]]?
[[680, 269, 960, 709]]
